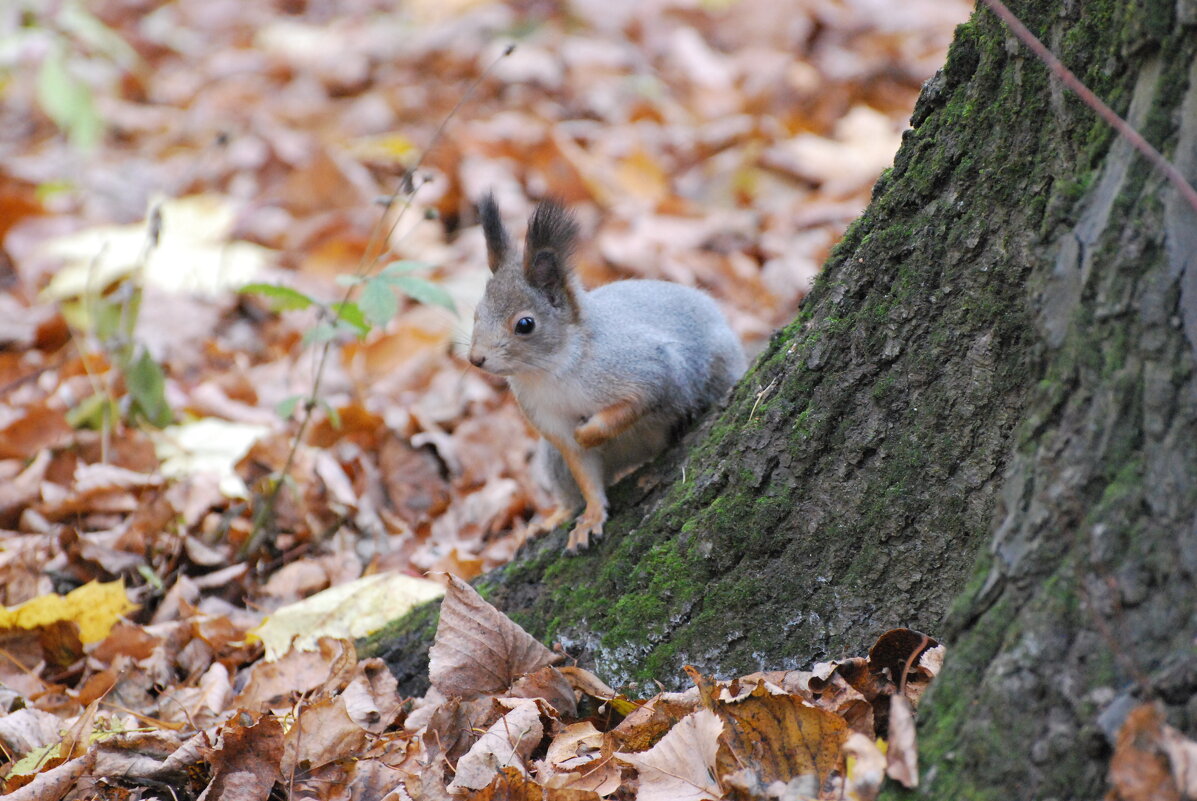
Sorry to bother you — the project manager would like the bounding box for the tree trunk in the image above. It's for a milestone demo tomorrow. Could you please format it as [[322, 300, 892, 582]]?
[[366, 1, 1197, 796]]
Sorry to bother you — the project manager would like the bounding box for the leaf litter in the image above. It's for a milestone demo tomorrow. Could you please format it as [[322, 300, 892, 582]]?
[[0, 0, 1106, 796]]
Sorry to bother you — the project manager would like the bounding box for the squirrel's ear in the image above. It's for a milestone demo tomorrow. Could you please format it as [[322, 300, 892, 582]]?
[[525, 199, 579, 264], [525, 200, 581, 314], [527, 249, 575, 310], [477, 193, 509, 274]]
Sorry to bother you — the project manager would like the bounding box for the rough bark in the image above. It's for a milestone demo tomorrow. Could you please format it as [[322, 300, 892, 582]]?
[[366, 1, 1197, 796]]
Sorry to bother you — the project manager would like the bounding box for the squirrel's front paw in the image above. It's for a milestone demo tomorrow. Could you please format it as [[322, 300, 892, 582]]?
[[566, 506, 606, 553]]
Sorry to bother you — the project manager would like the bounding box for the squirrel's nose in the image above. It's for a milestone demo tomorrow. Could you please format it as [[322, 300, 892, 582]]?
[[469, 353, 486, 368]]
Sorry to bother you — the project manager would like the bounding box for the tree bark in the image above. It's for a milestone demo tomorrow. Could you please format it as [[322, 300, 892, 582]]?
[[366, 1, 1197, 796]]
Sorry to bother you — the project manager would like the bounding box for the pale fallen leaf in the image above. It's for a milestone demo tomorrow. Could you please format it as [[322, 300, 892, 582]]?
[[842, 731, 887, 801], [1160, 723, 1197, 797], [41, 195, 272, 301], [248, 572, 444, 661], [1107, 703, 1185, 801], [151, 418, 271, 498], [427, 573, 559, 698], [0, 708, 64, 759], [617, 708, 723, 801], [235, 637, 357, 711], [3, 753, 95, 801], [341, 659, 403, 734], [539, 721, 621, 796], [885, 695, 917, 788]]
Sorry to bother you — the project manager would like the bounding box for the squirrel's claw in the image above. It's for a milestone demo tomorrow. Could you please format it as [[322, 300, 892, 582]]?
[[566, 505, 606, 553]]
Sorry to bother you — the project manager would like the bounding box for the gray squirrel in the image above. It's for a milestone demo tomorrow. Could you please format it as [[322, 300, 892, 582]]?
[[467, 195, 747, 552]]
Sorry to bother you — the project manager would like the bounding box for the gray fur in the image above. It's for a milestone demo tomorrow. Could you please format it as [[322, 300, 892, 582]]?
[[469, 197, 747, 519], [532, 279, 747, 509]]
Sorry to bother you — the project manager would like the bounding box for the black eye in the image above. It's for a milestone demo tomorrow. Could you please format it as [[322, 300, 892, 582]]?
[[514, 316, 535, 335]]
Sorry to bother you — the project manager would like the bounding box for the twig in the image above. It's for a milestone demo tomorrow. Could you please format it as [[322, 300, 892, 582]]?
[[979, 0, 1197, 217]]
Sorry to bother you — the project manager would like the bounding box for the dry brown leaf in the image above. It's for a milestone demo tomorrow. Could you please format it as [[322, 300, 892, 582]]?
[[447, 698, 545, 792], [235, 637, 354, 711], [89, 730, 190, 784], [468, 766, 602, 801], [556, 665, 617, 701], [715, 682, 848, 790], [507, 666, 578, 718], [1106, 703, 1183, 801], [341, 658, 403, 734], [428, 573, 560, 699], [0, 708, 63, 758], [202, 713, 284, 801], [2, 752, 94, 801], [617, 708, 723, 801], [0, 404, 72, 461], [607, 693, 698, 754], [884, 695, 918, 789], [282, 696, 370, 776]]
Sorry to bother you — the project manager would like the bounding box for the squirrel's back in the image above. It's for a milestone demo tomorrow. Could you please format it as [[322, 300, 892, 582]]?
[[584, 279, 746, 415]]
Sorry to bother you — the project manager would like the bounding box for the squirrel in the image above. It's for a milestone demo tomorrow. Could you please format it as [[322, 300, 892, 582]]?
[[467, 195, 747, 553]]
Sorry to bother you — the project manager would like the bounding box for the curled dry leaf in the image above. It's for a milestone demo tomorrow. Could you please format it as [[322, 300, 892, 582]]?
[[1106, 703, 1187, 801], [2, 752, 95, 801], [617, 708, 724, 801], [428, 573, 560, 699], [842, 731, 887, 801], [539, 721, 621, 796], [447, 698, 545, 792], [469, 766, 603, 801], [508, 666, 578, 718], [884, 695, 918, 789]]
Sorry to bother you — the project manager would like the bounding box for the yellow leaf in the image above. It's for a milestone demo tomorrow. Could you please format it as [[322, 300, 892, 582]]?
[[248, 572, 444, 661], [0, 580, 138, 644]]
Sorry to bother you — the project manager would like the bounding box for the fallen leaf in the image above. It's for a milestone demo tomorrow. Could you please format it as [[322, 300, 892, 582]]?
[[1106, 703, 1183, 801], [428, 573, 560, 699], [842, 731, 887, 801], [0, 579, 137, 644], [204, 713, 284, 801], [282, 696, 370, 776], [617, 708, 723, 801], [884, 695, 918, 789], [447, 698, 545, 791], [469, 766, 602, 801], [248, 572, 444, 660], [715, 682, 848, 790]]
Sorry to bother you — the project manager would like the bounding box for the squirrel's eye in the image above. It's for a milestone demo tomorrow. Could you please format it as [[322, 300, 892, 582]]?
[[514, 316, 535, 335]]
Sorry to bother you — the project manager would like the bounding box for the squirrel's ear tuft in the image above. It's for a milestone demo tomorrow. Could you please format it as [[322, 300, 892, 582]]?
[[477, 192, 509, 274], [525, 200, 581, 315], [524, 199, 578, 267]]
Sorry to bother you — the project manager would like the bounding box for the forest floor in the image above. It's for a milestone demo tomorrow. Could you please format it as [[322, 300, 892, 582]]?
[[0, 0, 967, 796]]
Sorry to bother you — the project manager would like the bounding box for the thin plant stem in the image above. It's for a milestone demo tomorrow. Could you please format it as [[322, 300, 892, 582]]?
[[245, 44, 516, 553]]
